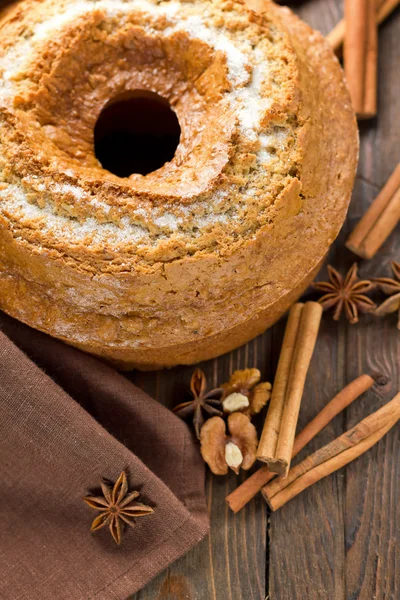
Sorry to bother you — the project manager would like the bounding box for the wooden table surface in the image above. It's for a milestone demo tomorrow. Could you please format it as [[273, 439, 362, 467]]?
[[130, 2, 400, 598]]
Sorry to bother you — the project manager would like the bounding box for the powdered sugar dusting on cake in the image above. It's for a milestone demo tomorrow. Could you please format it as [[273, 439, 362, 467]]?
[[0, 184, 149, 246], [169, 15, 250, 86], [152, 212, 181, 231], [260, 128, 290, 150], [52, 182, 86, 200], [0, 0, 297, 250], [234, 50, 272, 141], [2, 0, 269, 144], [33, 2, 96, 41]]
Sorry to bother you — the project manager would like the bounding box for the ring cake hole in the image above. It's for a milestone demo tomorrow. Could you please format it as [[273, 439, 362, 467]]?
[[94, 90, 181, 177]]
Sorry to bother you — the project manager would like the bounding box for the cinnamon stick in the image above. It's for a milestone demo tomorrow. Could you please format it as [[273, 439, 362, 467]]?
[[326, 20, 346, 56], [327, 0, 399, 56], [291, 374, 375, 454], [226, 374, 375, 513], [364, 0, 378, 117], [346, 163, 400, 259], [263, 392, 400, 511], [344, 0, 378, 119], [256, 303, 303, 467], [257, 302, 322, 476]]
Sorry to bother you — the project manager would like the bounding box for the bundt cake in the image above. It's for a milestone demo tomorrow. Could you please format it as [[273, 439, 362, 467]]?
[[0, 0, 358, 369]]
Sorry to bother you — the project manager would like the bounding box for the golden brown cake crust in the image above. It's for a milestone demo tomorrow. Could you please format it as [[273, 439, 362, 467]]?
[[0, 0, 358, 369]]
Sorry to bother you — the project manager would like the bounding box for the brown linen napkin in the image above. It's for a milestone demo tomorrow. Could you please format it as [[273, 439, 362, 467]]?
[[0, 312, 209, 600]]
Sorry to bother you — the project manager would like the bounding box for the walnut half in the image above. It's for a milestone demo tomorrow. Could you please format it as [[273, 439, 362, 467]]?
[[200, 413, 258, 475], [221, 368, 272, 417]]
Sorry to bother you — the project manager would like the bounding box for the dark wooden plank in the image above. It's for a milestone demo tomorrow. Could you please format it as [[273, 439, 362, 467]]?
[[269, 318, 348, 600], [268, 4, 347, 599], [130, 335, 272, 599], [344, 319, 400, 600], [343, 4, 400, 598], [268, 0, 400, 598], [343, 7, 400, 588]]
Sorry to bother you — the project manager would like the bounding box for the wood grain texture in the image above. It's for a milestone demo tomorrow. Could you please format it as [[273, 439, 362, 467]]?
[[128, 0, 400, 597], [130, 339, 271, 599], [267, 1, 400, 599]]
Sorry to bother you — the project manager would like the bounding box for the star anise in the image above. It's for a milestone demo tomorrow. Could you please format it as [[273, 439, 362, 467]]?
[[313, 263, 376, 324], [173, 368, 223, 439], [83, 471, 153, 545], [373, 261, 400, 329]]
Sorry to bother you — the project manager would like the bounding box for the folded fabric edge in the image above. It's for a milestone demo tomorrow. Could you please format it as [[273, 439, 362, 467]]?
[[93, 513, 209, 600], [0, 329, 210, 599]]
